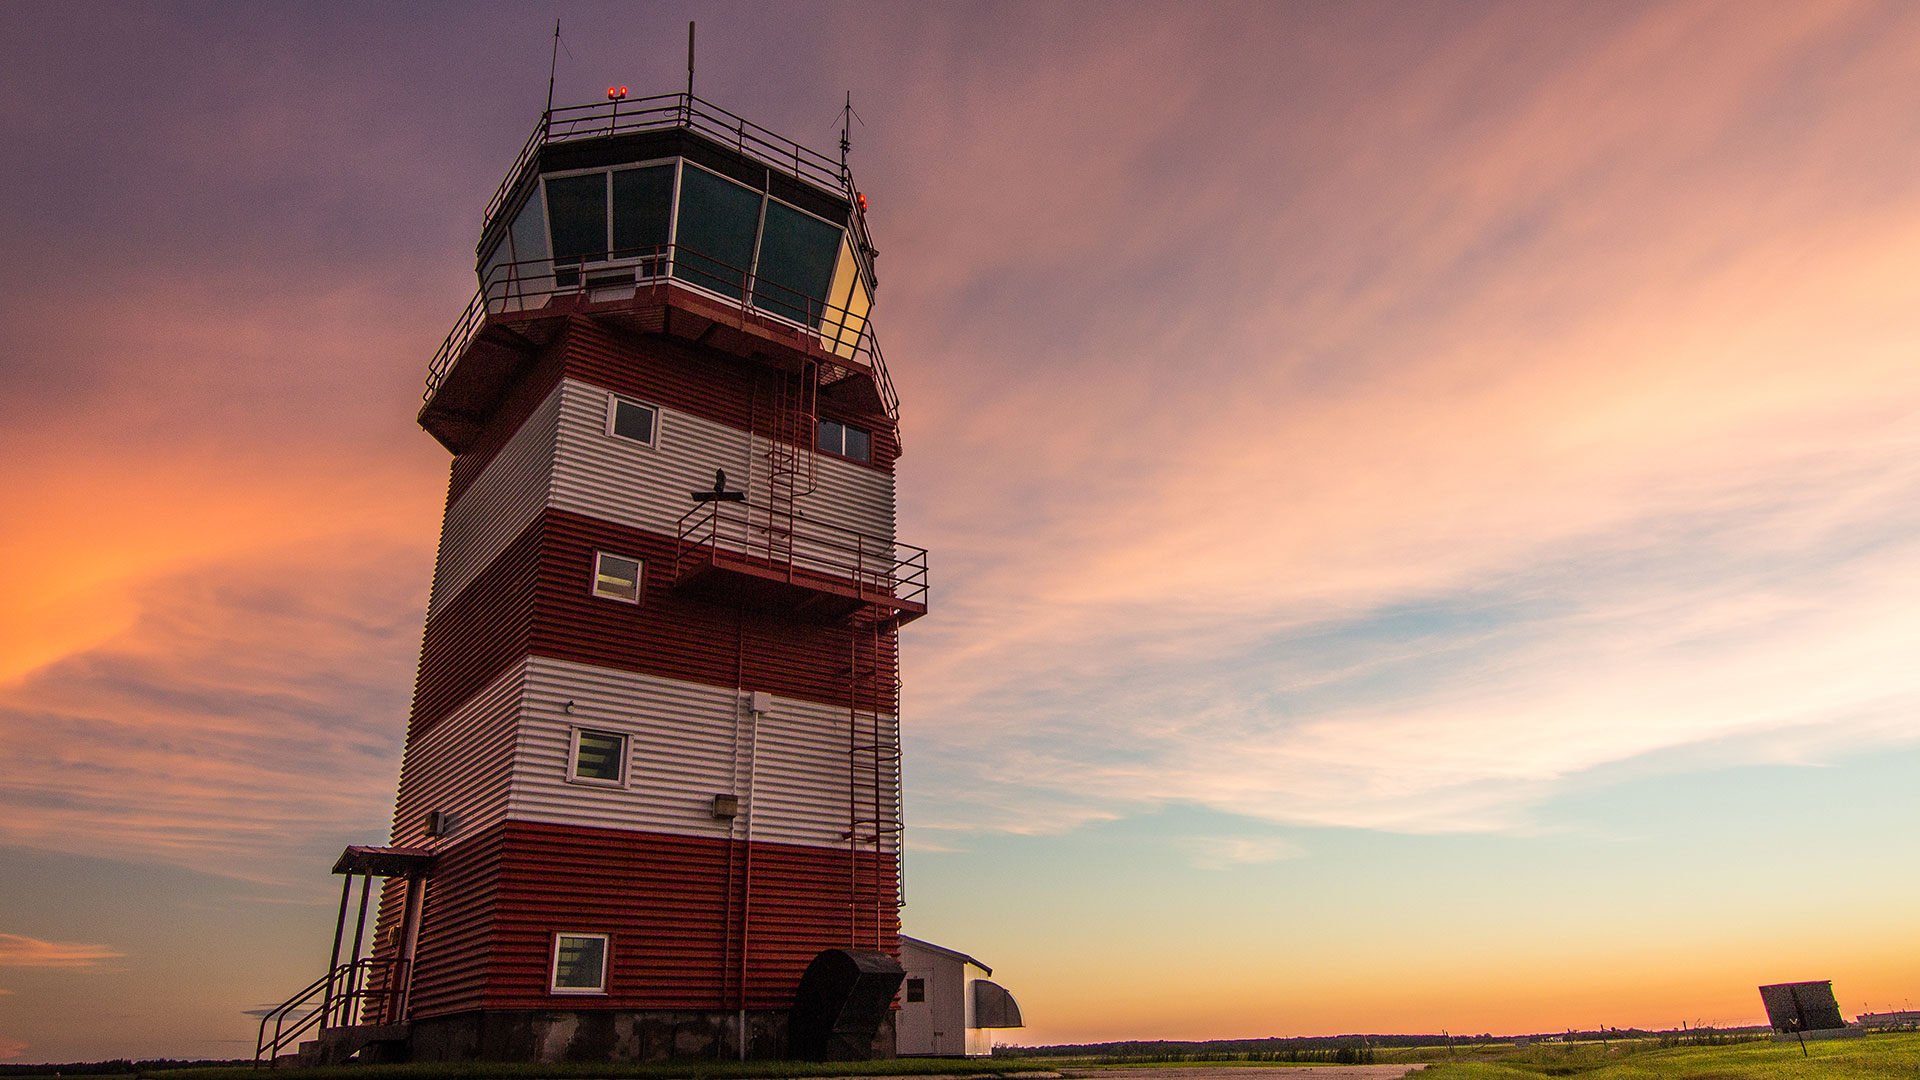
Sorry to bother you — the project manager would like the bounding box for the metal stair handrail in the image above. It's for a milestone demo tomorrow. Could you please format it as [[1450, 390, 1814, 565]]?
[[254, 956, 407, 1067]]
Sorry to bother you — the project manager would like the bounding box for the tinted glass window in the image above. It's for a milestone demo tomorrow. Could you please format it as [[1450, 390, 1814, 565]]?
[[509, 186, 549, 262], [753, 200, 841, 326], [609, 398, 656, 445], [612, 165, 675, 262], [842, 425, 871, 463], [547, 173, 607, 265], [906, 978, 925, 1003], [818, 419, 871, 463], [573, 730, 626, 782], [673, 166, 761, 299], [592, 552, 642, 603], [552, 934, 607, 991]]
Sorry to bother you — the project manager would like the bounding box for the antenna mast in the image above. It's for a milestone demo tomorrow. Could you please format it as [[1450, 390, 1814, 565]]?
[[545, 19, 560, 134], [840, 91, 852, 176], [686, 21, 696, 101]]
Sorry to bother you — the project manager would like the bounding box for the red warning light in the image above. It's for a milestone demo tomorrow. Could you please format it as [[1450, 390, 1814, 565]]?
[[857, 193, 868, 212], [607, 86, 628, 100]]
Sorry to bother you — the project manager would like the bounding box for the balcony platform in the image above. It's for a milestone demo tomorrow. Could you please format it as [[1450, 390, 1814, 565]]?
[[420, 276, 891, 455], [675, 547, 927, 627], [673, 502, 927, 626]]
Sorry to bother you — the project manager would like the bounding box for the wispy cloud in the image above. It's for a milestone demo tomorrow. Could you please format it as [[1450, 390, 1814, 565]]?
[[896, 1, 1920, 838], [1180, 836, 1305, 871], [0, 542, 426, 880], [0, 934, 123, 969]]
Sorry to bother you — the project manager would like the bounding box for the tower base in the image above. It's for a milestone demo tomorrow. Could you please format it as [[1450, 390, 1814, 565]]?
[[406, 1008, 897, 1063]]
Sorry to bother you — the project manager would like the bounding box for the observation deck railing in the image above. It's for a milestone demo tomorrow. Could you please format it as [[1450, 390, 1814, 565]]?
[[423, 246, 898, 422], [674, 499, 928, 616], [482, 92, 868, 245]]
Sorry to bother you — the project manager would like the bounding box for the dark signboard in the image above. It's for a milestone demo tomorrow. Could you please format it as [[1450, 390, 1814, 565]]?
[[1759, 981, 1847, 1033]]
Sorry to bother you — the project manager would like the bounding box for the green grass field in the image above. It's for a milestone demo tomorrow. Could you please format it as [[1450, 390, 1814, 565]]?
[[1412, 1031, 1920, 1080]]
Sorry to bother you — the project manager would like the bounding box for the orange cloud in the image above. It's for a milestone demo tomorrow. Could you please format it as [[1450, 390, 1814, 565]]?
[[0, 934, 123, 969], [0, 540, 426, 880]]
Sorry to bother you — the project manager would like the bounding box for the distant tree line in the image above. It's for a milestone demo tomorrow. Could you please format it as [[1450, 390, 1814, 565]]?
[[0, 1060, 248, 1076], [995, 1026, 1774, 1061], [996, 1037, 1382, 1062]]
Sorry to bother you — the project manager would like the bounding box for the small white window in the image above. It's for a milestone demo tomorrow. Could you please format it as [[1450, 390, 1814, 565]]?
[[592, 552, 643, 604], [605, 394, 658, 446], [568, 728, 629, 786], [550, 932, 610, 994]]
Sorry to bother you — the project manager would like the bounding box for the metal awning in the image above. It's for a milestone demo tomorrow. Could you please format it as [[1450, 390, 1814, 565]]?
[[330, 845, 436, 878], [972, 979, 1024, 1029]]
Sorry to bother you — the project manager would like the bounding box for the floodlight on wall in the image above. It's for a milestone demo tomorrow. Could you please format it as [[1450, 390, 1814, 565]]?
[[712, 794, 740, 820], [426, 810, 456, 838]]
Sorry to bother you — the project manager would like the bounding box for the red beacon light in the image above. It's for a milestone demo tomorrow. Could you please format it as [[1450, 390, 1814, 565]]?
[[607, 86, 628, 101], [857, 192, 868, 212]]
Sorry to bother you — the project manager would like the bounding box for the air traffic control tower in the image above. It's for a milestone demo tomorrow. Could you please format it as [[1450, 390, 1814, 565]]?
[[259, 89, 924, 1065]]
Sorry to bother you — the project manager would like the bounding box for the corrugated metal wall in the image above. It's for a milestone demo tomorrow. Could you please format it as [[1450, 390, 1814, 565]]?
[[390, 663, 524, 845], [410, 516, 541, 737], [428, 389, 562, 621], [428, 375, 897, 623], [511, 657, 897, 854], [413, 510, 900, 739], [445, 347, 567, 506], [481, 819, 897, 1012], [406, 823, 508, 1018], [559, 319, 901, 472], [391, 307, 908, 1027]]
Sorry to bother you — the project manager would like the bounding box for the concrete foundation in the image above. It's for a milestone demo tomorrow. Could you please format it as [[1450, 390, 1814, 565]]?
[[407, 1008, 896, 1063]]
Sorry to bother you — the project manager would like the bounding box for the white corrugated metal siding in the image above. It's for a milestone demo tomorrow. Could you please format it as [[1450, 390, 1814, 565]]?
[[552, 377, 895, 546], [390, 662, 524, 847], [511, 656, 895, 853], [550, 379, 758, 540], [429, 378, 900, 620], [426, 387, 562, 620]]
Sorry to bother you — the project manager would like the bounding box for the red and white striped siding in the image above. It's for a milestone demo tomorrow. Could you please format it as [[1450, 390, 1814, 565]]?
[[383, 318, 904, 1023], [428, 376, 896, 622]]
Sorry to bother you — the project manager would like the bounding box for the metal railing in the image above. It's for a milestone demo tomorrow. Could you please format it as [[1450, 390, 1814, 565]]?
[[483, 92, 855, 236], [424, 246, 898, 422], [674, 500, 928, 612], [254, 956, 408, 1067]]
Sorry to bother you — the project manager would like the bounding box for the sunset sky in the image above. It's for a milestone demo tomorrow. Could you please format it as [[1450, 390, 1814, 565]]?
[[5, 0, 1920, 1062]]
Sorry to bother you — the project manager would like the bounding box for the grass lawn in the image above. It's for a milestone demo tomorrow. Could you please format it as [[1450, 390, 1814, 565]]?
[[1414, 1031, 1920, 1080]]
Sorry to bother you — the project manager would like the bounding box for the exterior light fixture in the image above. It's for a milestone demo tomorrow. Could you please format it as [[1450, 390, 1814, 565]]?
[[607, 86, 628, 100]]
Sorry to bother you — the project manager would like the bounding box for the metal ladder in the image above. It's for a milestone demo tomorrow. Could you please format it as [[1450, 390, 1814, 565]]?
[[844, 611, 902, 949], [753, 362, 818, 572]]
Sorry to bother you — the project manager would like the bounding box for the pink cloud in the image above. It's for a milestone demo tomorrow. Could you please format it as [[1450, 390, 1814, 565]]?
[[0, 934, 123, 969]]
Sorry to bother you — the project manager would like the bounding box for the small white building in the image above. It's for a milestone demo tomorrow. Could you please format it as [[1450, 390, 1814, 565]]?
[[896, 936, 1024, 1057]]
